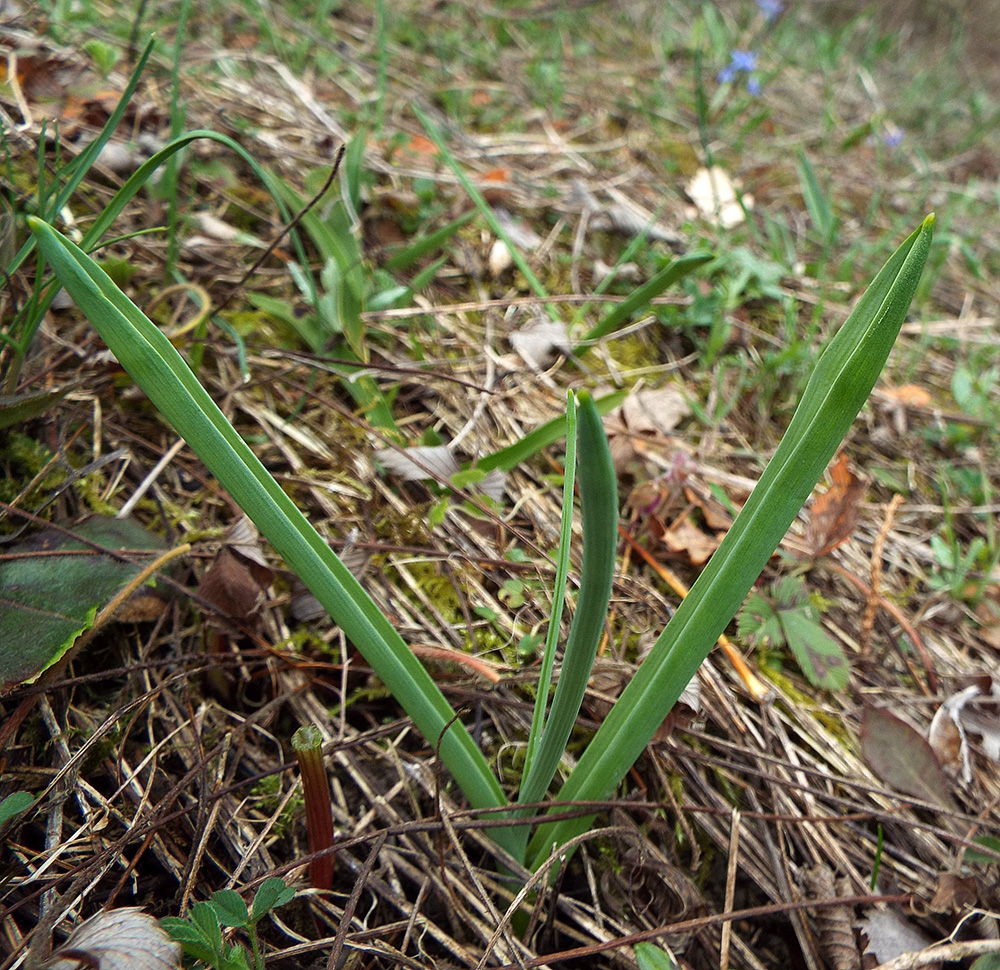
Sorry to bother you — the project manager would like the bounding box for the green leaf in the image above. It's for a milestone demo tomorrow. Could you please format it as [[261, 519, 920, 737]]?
[[0, 384, 77, 429], [250, 877, 296, 922], [527, 216, 934, 870], [161, 916, 216, 962], [963, 835, 1000, 866], [970, 953, 1000, 970], [27, 216, 516, 858], [582, 251, 713, 344], [737, 590, 784, 646], [778, 608, 849, 689], [0, 516, 166, 692], [209, 889, 249, 928], [635, 942, 680, 970], [0, 791, 35, 826], [477, 390, 627, 473], [189, 902, 224, 952]]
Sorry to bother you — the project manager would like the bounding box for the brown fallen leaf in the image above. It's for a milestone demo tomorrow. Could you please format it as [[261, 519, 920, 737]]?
[[806, 453, 866, 557], [196, 516, 274, 634], [860, 706, 957, 812]]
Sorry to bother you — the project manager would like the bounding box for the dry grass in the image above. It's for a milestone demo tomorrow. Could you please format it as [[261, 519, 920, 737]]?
[[1, 2, 999, 969]]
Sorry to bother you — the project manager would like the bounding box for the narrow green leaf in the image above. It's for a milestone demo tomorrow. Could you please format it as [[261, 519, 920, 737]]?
[[581, 251, 713, 345], [513, 391, 618, 856], [521, 393, 578, 794], [527, 215, 934, 870], [28, 217, 516, 857], [477, 390, 627, 473]]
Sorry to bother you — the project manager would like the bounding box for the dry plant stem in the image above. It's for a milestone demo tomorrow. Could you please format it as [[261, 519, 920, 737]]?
[[822, 559, 937, 693], [292, 725, 335, 891], [860, 493, 903, 653], [871, 939, 1000, 970], [617, 524, 771, 701], [719, 807, 740, 970]]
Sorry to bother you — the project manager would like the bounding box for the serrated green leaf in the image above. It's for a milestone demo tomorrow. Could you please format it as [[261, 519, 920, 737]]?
[[251, 877, 295, 922], [189, 901, 224, 953], [737, 591, 783, 647], [779, 608, 849, 689], [209, 889, 249, 927]]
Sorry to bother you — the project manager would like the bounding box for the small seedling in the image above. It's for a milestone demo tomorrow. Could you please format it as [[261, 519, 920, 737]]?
[[161, 877, 295, 970], [738, 574, 849, 689]]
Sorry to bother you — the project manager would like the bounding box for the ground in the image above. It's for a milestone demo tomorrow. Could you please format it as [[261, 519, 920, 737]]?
[[1, 2, 999, 969]]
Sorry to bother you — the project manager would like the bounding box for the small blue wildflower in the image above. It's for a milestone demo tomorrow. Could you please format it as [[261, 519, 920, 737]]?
[[755, 0, 783, 22], [717, 50, 762, 94], [883, 127, 904, 149]]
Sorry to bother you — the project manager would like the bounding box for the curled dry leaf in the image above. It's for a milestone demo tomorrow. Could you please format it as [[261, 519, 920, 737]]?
[[604, 385, 691, 472], [801, 865, 860, 970], [858, 908, 935, 965], [805, 453, 866, 557], [375, 445, 459, 482], [685, 166, 753, 228], [196, 516, 274, 633], [509, 318, 571, 371], [655, 514, 722, 567], [928, 685, 980, 782], [43, 907, 180, 970], [930, 677, 1000, 779]]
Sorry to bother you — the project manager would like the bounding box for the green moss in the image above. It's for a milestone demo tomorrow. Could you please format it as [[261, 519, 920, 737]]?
[[0, 432, 63, 506]]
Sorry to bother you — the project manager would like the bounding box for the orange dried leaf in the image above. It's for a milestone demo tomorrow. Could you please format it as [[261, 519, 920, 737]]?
[[806, 453, 865, 557]]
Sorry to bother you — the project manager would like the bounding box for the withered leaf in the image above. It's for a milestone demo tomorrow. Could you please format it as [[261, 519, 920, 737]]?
[[860, 706, 957, 811], [806, 453, 866, 557]]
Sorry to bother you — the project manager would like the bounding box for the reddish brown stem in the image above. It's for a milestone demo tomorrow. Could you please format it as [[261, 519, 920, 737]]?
[[292, 724, 335, 891]]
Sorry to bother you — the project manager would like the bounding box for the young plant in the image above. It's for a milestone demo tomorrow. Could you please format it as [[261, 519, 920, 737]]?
[[738, 574, 849, 689], [27, 201, 933, 880], [161, 877, 295, 970]]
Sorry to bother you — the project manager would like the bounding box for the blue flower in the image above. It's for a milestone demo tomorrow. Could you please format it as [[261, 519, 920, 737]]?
[[717, 50, 762, 94], [883, 127, 904, 149], [756, 0, 783, 22]]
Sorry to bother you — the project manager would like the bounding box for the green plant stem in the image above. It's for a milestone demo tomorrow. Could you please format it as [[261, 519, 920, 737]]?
[[292, 725, 335, 891]]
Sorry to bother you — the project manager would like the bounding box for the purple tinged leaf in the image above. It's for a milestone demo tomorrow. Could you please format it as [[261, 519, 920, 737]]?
[[860, 706, 957, 811]]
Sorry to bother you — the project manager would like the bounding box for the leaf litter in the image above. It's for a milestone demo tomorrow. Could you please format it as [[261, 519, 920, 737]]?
[[1, 5, 1000, 970]]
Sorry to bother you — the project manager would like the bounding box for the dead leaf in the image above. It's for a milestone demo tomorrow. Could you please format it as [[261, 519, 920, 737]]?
[[806, 453, 866, 557], [685, 166, 753, 228], [928, 685, 979, 781], [801, 866, 860, 970], [660, 514, 722, 566], [43, 907, 179, 970], [509, 318, 571, 371], [858, 908, 935, 965], [881, 384, 933, 408], [605, 386, 691, 471], [375, 445, 459, 482], [928, 873, 979, 914], [860, 706, 957, 811], [196, 517, 274, 632]]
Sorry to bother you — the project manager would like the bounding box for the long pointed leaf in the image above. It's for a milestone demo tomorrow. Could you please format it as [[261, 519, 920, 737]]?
[[28, 217, 517, 855], [527, 215, 935, 869]]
